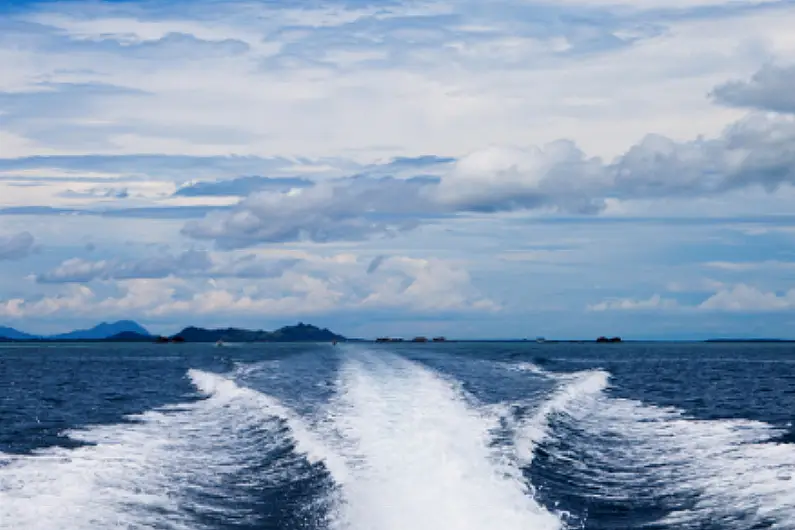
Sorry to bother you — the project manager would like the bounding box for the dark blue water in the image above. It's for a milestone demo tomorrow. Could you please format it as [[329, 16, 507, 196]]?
[[1, 342, 794, 529]]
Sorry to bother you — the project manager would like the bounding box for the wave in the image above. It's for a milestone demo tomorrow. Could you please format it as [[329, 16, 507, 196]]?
[[0, 368, 333, 530], [318, 351, 564, 530], [188, 368, 348, 482], [509, 363, 610, 464], [510, 362, 795, 529], [602, 399, 795, 529]]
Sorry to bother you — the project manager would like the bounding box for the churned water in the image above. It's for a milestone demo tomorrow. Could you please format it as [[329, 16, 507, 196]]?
[[1, 341, 794, 529]]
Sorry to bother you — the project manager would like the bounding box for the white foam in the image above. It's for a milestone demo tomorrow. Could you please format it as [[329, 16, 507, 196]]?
[[515, 367, 795, 529], [512, 366, 610, 463], [599, 401, 795, 529], [321, 352, 563, 530], [0, 369, 336, 530], [188, 369, 348, 481]]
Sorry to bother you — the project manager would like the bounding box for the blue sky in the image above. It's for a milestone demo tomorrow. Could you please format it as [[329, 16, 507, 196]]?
[[2, 0, 795, 339]]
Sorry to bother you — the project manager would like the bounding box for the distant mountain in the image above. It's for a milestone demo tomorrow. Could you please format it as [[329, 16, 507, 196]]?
[[0, 326, 38, 340], [267, 323, 345, 342], [0, 321, 342, 343], [50, 320, 151, 340], [105, 331, 155, 342], [173, 322, 345, 343]]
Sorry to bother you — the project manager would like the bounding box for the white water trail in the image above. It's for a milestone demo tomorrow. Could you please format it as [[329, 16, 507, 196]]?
[[0, 368, 335, 530], [510, 362, 795, 529], [597, 399, 795, 529], [322, 352, 563, 530], [511, 363, 610, 464], [188, 368, 348, 482]]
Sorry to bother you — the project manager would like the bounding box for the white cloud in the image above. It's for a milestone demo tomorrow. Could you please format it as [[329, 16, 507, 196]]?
[[146, 273, 344, 317], [359, 256, 500, 312], [703, 260, 795, 272], [712, 63, 795, 114], [699, 284, 795, 311], [432, 142, 608, 214], [3, 0, 794, 162], [551, 0, 780, 7], [0, 284, 96, 318], [3, 0, 795, 336], [3, 254, 495, 320], [588, 294, 679, 311], [590, 284, 795, 313], [177, 112, 795, 247], [497, 249, 576, 263]]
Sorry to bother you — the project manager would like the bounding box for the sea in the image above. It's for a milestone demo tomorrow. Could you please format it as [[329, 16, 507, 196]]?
[[1, 341, 794, 530]]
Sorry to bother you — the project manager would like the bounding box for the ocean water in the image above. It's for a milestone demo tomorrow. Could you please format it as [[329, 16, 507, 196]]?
[[1, 342, 794, 530]]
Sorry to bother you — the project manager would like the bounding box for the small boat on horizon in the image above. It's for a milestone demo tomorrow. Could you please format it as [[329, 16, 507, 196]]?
[[215, 340, 224, 347]]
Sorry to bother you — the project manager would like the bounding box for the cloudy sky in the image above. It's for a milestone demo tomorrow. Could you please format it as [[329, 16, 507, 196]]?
[[1, 0, 795, 339]]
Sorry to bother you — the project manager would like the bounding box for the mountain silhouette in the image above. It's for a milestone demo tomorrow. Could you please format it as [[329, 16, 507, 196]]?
[[49, 320, 151, 340], [0, 326, 37, 340]]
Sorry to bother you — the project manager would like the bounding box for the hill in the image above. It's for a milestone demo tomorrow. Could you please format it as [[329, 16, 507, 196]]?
[[105, 331, 156, 342], [50, 320, 151, 340], [0, 326, 38, 340], [173, 322, 344, 342], [0, 321, 342, 343]]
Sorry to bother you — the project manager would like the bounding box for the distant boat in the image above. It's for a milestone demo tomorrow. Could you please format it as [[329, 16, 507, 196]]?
[[215, 340, 224, 348], [536, 337, 546, 343]]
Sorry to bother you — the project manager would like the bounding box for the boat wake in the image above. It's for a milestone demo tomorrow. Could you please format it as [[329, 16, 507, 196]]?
[[0, 368, 334, 530], [510, 362, 795, 529], [319, 351, 563, 530], [2, 349, 793, 530]]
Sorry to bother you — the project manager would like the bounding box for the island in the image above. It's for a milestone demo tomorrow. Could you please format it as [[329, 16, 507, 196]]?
[[0, 321, 346, 343], [165, 322, 344, 343]]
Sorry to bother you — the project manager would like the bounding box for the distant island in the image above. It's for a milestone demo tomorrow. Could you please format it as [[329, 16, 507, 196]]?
[[3, 322, 792, 344], [0, 320, 346, 343]]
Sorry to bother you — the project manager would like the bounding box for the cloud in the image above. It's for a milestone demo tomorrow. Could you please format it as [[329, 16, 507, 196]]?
[[0, 285, 97, 319], [698, 284, 795, 311], [36, 250, 301, 283], [590, 283, 795, 313], [0, 82, 150, 149], [366, 255, 386, 274], [432, 141, 608, 214], [181, 177, 434, 247], [703, 260, 795, 272], [36, 258, 113, 283], [173, 176, 314, 197], [213, 255, 299, 279], [0, 154, 316, 181], [0, 205, 227, 219], [588, 294, 679, 311], [550, 0, 780, 6], [4, 0, 795, 337], [36, 250, 211, 283], [88, 32, 251, 61], [359, 256, 500, 312], [0, 231, 35, 260], [4, 0, 792, 164], [7, 255, 494, 319], [178, 110, 795, 247], [712, 64, 795, 114], [147, 273, 344, 317]]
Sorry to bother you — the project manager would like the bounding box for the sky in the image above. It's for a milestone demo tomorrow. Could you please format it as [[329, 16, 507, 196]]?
[[2, 0, 795, 339]]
